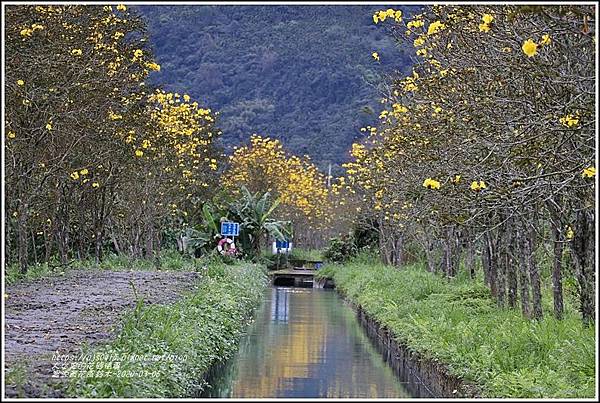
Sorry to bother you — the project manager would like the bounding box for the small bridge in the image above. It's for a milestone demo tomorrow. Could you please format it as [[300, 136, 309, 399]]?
[[268, 260, 334, 289], [270, 268, 315, 287]]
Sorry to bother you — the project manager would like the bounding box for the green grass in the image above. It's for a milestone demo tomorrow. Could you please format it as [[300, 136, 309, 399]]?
[[5, 249, 208, 285], [262, 247, 323, 261], [67, 261, 268, 398], [317, 257, 596, 398], [5, 362, 29, 398]]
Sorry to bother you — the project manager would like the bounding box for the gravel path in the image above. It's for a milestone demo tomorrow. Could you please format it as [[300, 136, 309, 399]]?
[[4, 269, 202, 397]]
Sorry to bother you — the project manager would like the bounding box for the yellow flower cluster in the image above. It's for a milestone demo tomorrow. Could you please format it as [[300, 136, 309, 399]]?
[[407, 18, 424, 29], [20, 23, 44, 38], [373, 8, 402, 24], [134, 89, 219, 190], [470, 180, 487, 191], [479, 14, 493, 32], [566, 226, 574, 240], [427, 20, 446, 35], [223, 135, 330, 225], [559, 113, 580, 127], [522, 39, 538, 57], [146, 62, 161, 71], [540, 34, 551, 45], [582, 166, 596, 178], [423, 178, 441, 189]]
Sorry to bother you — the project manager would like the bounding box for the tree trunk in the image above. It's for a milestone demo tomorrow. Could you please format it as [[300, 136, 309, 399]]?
[[466, 236, 476, 279], [506, 226, 518, 309], [17, 206, 29, 274], [570, 209, 595, 326], [423, 232, 436, 273], [551, 225, 564, 320], [484, 231, 498, 299], [526, 231, 543, 320], [496, 226, 507, 307], [31, 229, 38, 266], [517, 226, 531, 318]]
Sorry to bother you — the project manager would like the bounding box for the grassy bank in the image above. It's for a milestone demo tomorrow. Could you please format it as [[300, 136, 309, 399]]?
[[317, 257, 596, 398], [67, 260, 268, 398], [5, 249, 209, 285]]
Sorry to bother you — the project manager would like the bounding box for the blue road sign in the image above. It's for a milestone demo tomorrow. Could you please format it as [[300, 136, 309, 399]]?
[[221, 222, 240, 236], [275, 239, 290, 249]]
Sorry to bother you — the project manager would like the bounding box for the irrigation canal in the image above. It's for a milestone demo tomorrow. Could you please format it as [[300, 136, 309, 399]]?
[[200, 286, 431, 398]]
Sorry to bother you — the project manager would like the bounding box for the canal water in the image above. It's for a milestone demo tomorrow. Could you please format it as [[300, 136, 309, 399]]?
[[201, 286, 415, 398]]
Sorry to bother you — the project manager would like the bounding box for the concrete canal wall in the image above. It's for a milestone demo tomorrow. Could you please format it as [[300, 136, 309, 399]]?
[[334, 286, 481, 398]]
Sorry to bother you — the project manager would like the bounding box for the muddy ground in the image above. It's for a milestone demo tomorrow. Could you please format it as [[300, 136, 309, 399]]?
[[4, 269, 202, 398]]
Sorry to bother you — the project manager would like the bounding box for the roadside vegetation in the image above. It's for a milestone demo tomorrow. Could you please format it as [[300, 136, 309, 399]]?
[[5, 249, 207, 286], [317, 255, 595, 398], [67, 260, 268, 398]]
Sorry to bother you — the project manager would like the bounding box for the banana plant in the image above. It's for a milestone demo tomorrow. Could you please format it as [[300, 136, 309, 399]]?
[[182, 203, 224, 256], [231, 185, 291, 257]]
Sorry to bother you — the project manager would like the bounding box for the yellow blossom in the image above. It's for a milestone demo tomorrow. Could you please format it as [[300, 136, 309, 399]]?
[[109, 112, 123, 120], [116, 4, 127, 11], [92, 182, 100, 188], [17, 79, 24, 86], [146, 62, 161, 71], [372, 52, 380, 61], [482, 14, 494, 24], [423, 178, 441, 190], [540, 34, 551, 45], [407, 19, 424, 29], [70, 171, 80, 180], [392, 103, 408, 113], [46, 122, 52, 131], [135, 149, 144, 157], [559, 114, 579, 127], [582, 166, 596, 178], [427, 21, 446, 35], [133, 49, 143, 58], [8, 131, 16, 139], [470, 180, 487, 191], [71, 49, 82, 56], [521, 39, 538, 57], [479, 23, 491, 33], [566, 227, 574, 240]]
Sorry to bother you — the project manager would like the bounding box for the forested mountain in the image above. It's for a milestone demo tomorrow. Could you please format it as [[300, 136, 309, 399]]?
[[136, 5, 417, 173]]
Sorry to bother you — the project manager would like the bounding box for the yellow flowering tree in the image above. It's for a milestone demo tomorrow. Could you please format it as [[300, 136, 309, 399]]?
[[343, 4, 595, 324], [222, 135, 332, 247], [5, 5, 224, 270]]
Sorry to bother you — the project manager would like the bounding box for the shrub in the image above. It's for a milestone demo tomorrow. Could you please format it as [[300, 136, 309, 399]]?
[[323, 234, 357, 262]]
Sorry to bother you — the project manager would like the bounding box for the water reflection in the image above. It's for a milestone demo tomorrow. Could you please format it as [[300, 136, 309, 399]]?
[[270, 287, 289, 323], [202, 287, 412, 398]]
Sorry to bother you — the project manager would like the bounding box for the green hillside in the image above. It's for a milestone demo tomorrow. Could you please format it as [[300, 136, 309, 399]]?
[[137, 5, 416, 174]]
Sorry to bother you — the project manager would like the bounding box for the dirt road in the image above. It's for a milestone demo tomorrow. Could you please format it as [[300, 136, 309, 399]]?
[[4, 269, 202, 397]]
